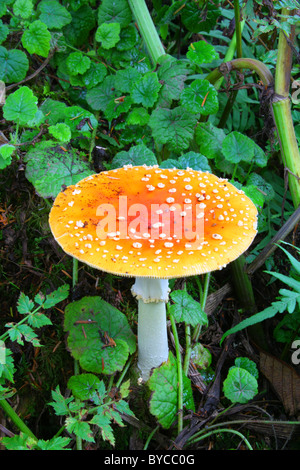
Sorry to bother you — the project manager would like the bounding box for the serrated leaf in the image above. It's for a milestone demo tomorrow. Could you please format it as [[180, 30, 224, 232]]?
[[6, 323, 40, 346], [17, 292, 34, 314], [149, 106, 198, 154], [247, 173, 275, 202], [13, 0, 33, 19], [43, 284, 70, 309], [4, 86, 38, 125], [0, 20, 9, 45], [90, 413, 115, 446], [221, 131, 255, 164], [130, 72, 161, 108], [111, 144, 157, 169], [0, 47, 29, 84], [187, 40, 219, 64], [67, 373, 103, 401], [49, 386, 74, 416], [81, 62, 107, 89], [234, 357, 259, 379], [95, 22, 120, 49], [63, 5, 96, 47], [66, 52, 91, 76], [22, 20, 51, 57], [86, 76, 118, 111], [180, 79, 219, 115], [97, 0, 132, 28], [195, 121, 226, 160], [0, 348, 15, 382], [126, 107, 149, 126], [49, 123, 71, 142], [149, 352, 195, 429], [161, 151, 211, 172], [157, 55, 189, 103], [169, 290, 208, 327], [36, 436, 71, 450], [115, 67, 142, 94], [38, 0, 72, 30], [64, 296, 136, 375], [0, 144, 15, 160], [116, 25, 138, 51], [65, 416, 94, 442], [24, 141, 93, 198], [223, 367, 258, 404]]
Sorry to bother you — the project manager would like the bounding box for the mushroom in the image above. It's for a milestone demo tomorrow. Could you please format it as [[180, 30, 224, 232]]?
[[49, 165, 258, 380]]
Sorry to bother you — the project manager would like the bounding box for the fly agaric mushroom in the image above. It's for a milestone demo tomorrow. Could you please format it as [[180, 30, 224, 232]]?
[[49, 165, 257, 380]]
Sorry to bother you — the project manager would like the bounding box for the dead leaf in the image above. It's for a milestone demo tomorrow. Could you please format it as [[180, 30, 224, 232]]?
[[260, 350, 300, 417]]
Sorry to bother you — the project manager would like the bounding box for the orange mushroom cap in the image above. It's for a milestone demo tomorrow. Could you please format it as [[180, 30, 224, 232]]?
[[49, 165, 258, 278]]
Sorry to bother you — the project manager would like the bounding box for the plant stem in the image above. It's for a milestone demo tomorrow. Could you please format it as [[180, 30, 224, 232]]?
[[192, 272, 210, 343], [0, 398, 37, 440], [234, 0, 243, 59], [188, 427, 253, 449], [127, 0, 165, 64], [272, 8, 300, 208], [169, 309, 183, 435]]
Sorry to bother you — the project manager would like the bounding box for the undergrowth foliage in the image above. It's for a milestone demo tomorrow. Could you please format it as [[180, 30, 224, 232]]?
[[0, 0, 299, 451]]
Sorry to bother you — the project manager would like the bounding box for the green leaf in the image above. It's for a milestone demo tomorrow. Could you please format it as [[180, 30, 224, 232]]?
[[17, 292, 34, 314], [81, 62, 107, 89], [130, 72, 161, 108], [244, 184, 265, 209], [6, 323, 40, 346], [36, 437, 71, 450], [116, 25, 138, 51], [90, 413, 115, 446], [40, 98, 68, 125], [161, 151, 211, 172], [22, 20, 51, 57], [157, 55, 189, 103], [0, 144, 14, 169], [0, 47, 29, 84], [48, 123, 72, 142], [24, 141, 93, 198], [95, 22, 120, 49], [63, 5, 96, 47], [43, 284, 70, 309], [221, 131, 255, 164], [190, 343, 212, 370], [111, 144, 157, 169], [247, 173, 275, 202], [86, 76, 118, 111], [115, 67, 142, 94], [13, 0, 33, 19], [0, 348, 15, 382], [27, 311, 52, 329], [1, 434, 36, 450], [187, 40, 219, 65], [148, 352, 195, 429], [233, 357, 259, 380], [148, 106, 198, 154], [195, 121, 226, 160], [223, 367, 258, 404], [0, 20, 9, 44], [67, 373, 103, 401], [169, 290, 208, 327], [49, 385, 74, 416], [64, 296, 136, 375], [126, 107, 149, 126], [180, 79, 219, 115], [38, 0, 72, 30], [104, 95, 132, 122], [66, 52, 91, 76], [97, 0, 132, 28], [65, 416, 94, 442]]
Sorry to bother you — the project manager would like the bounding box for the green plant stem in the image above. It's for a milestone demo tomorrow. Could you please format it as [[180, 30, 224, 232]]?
[[187, 427, 253, 449], [88, 111, 99, 162], [272, 8, 300, 208], [169, 308, 183, 434], [183, 324, 191, 376], [192, 272, 210, 343], [234, 0, 242, 59], [143, 425, 159, 450], [127, 0, 165, 64], [0, 398, 37, 440]]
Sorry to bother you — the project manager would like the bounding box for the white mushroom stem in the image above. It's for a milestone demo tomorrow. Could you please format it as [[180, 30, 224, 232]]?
[[131, 277, 170, 381]]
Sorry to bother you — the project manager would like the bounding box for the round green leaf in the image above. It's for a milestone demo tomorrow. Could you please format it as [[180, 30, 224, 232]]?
[[111, 144, 157, 169], [221, 131, 255, 164], [48, 123, 71, 142], [97, 0, 132, 28], [3, 86, 38, 125], [63, 5, 96, 47], [95, 22, 120, 49], [191, 343, 212, 370], [148, 106, 198, 154], [64, 296, 136, 375], [24, 140, 93, 198], [130, 72, 161, 108], [86, 76, 117, 111], [149, 352, 195, 429], [0, 20, 9, 44], [39, 0, 72, 29], [13, 0, 33, 19], [67, 373, 102, 401], [66, 52, 91, 76], [223, 367, 258, 404], [22, 20, 51, 57], [187, 40, 219, 65], [180, 79, 219, 115], [169, 290, 208, 328], [0, 47, 29, 83]]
